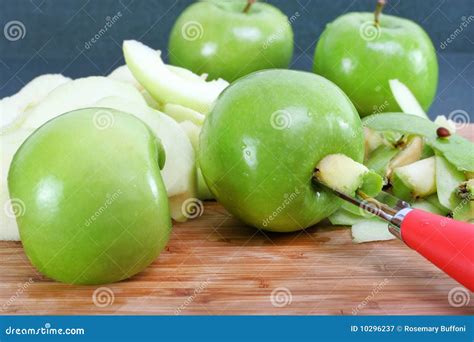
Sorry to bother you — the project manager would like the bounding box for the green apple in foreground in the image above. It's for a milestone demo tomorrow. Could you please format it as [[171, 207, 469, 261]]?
[[313, 11, 438, 116], [168, 0, 293, 82], [8, 108, 171, 284], [199, 70, 364, 232]]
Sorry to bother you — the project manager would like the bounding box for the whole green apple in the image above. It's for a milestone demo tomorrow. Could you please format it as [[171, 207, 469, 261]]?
[[8, 108, 171, 284], [168, 0, 294, 82], [313, 12, 438, 116], [199, 69, 364, 232]]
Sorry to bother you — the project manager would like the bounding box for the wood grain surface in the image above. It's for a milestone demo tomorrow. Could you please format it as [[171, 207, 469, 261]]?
[[1, 126, 473, 315]]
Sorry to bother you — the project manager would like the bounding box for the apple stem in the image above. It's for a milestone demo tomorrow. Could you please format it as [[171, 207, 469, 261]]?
[[374, 0, 386, 26], [243, 0, 256, 13]]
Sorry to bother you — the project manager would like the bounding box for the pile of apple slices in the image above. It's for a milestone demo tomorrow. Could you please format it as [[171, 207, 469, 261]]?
[[0, 39, 229, 241], [330, 80, 474, 243]]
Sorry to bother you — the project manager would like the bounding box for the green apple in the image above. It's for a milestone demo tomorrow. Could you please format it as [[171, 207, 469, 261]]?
[[313, 11, 438, 116], [123, 40, 229, 113], [168, 0, 294, 82], [199, 69, 364, 232], [8, 108, 171, 284]]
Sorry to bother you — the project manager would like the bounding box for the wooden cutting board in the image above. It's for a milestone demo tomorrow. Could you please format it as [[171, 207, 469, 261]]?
[[1, 126, 473, 315]]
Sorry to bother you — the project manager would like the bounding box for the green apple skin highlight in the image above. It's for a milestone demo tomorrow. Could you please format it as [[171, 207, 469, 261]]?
[[8, 108, 171, 284], [313, 12, 438, 116], [199, 70, 364, 232], [168, 1, 293, 82]]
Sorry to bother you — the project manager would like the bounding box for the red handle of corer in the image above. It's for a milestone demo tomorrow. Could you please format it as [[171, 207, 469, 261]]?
[[401, 209, 474, 291]]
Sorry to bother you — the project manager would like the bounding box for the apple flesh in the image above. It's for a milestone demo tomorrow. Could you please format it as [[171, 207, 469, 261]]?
[[8, 108, 171, 284], [199, 69, 364, 232], [1, 74, 71, 132], [391, 157, 436, 201], [313, 12, 438, 116], [168, 0, 293, 82], [123, 40, 229, 113], [315, 153, 382, 197]]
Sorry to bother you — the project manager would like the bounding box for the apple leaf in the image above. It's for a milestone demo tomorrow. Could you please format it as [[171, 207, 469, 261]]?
[[362, 113, 474, 172]]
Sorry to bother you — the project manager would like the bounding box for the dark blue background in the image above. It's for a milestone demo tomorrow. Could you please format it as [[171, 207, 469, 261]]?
[[1, 0, 473, 119]]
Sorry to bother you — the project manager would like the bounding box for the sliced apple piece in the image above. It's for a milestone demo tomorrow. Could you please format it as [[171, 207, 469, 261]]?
[[163, 103, 205, 126], [365, 145, 399, 177], [389, 79, 428, 119], [316, 154, 383, 198], [123, 40, 229, 113], [21, 76, 146, 130], [93, 97, 195, 199], [1, 74, 71, 132], [352, 220, 395, 243], [363, 127, 384, 157], [391, 157, 436, 201], [386, 136, 423, 177]]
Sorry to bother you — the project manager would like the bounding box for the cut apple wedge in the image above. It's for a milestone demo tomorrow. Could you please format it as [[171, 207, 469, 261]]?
[[315, 154, 382, 198], [179, 120, 215, 200], [389, 79, 428, 119], [21, 76, 146, 130], [123, 40, 229, 113], [386, 136, 423, 177], [352, 220, 395, 243], [108, 65, 143, 90], [93, 97, 196, 199], [1, 74, 71, 132], [163, 103, 205, 126], [391, 157, 437, 201]]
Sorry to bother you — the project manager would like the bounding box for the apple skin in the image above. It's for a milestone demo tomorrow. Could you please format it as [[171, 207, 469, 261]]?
[[8, 108, 171, 284], [199, 70, 364, 232], [168, 1, 293, 82], [313, 12, 438, 116]]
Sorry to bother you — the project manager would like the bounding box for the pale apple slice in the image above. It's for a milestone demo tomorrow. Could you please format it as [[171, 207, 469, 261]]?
[[1, 127, 36, 241], [123, 40, 229, 113], [1, 74, 71, 132], [22, 76, 146, 130], [163, 103, 205, 126], [352, 220, 395, 243], [108, 65, 143, 90], [94, 97, 196, 200], [389, 79, 428, 119], [391, 157, 437, 201]]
